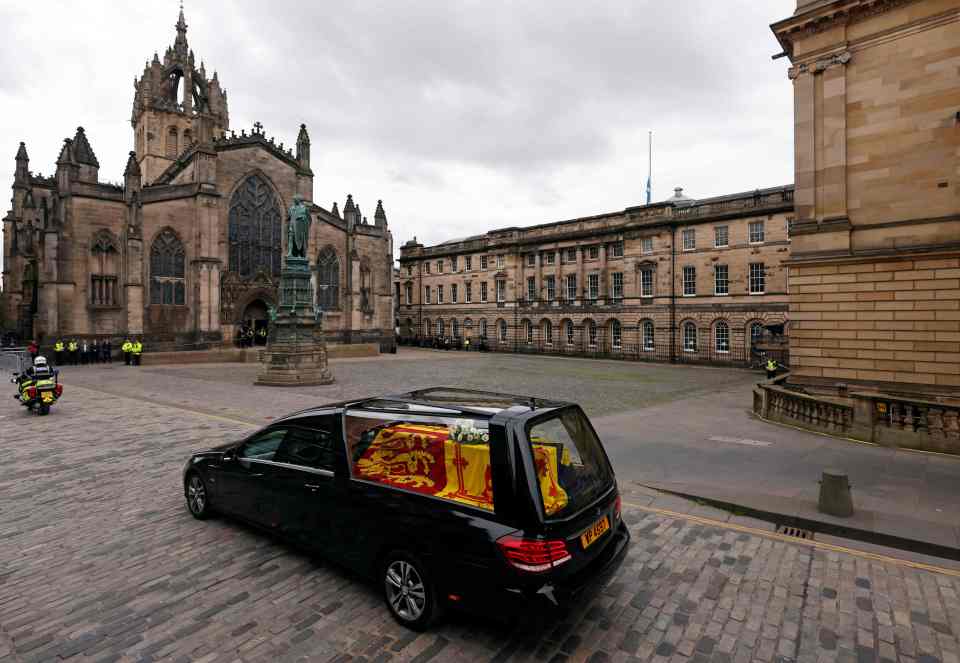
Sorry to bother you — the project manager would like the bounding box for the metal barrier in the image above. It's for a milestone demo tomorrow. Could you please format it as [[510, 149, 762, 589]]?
[[0, 350, 28, 375]]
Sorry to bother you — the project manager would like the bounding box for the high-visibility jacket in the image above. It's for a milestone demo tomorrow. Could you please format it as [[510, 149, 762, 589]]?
[[766, 359, 777, 371], [122, 341, 132, 353], [54, 342, 64, 352], [132, 342, 143, 355], [68, 342, 78, 352]]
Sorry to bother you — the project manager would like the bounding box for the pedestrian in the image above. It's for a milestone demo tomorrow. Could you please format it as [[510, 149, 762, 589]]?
[[257, 326, 267, 345], [54, 338, 64, 366], [132, 338, 143, 366], [122, 338, 132, 365], [68, 338, 79, 365], [102, 338, 112, 363], [81, 339, 89, 365], [27, 340, 38, 362], [91, 338, 100, 364], [765, 357, 778, 380]]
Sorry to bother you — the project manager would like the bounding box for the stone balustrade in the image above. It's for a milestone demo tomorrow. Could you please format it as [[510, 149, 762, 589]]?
[[754, 377, 960, 454]]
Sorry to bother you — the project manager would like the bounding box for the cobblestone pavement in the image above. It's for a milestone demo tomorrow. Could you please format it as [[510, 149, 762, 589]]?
[[2, 372, 960, 662]]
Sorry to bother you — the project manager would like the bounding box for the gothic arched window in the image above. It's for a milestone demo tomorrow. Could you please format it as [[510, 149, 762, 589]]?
[[166, 127, 178, 158], [316, 246, 340, 310], [228, 174, 282, 280], [150, 228, 185, 305], [90, 230, 119, 307]]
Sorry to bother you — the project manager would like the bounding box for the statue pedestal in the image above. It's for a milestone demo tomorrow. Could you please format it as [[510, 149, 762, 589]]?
[[255, 258, 334, 386]]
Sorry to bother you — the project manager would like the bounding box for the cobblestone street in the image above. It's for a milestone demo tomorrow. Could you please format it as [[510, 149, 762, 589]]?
[[1, 361, 958, 663]]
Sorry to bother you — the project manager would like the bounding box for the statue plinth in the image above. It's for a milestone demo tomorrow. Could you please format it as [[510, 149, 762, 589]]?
[[255, 202, 334, 386]]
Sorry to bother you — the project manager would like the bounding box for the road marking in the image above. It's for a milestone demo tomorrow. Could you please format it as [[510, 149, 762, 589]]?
[[625, 501, 960, 578], [709, 435, 771, 447]]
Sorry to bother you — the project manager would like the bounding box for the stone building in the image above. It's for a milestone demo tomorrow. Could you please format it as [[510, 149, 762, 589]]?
[[1, 7, 394, 351], [397, 186, 793, 362], [772, 0, 960, 395]]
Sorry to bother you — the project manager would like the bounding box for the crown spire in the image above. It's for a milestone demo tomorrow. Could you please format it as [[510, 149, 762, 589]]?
[[174, 2, 188, 55]]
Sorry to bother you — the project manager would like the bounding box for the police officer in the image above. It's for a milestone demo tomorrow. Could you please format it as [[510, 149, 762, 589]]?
[[766, 357, 779, 380], [122, 338, 132, 366], [68, 338, 79, 365], [257, 326, 267, 345], [132, 338, 143, 366], [54, 339, 64, 366]]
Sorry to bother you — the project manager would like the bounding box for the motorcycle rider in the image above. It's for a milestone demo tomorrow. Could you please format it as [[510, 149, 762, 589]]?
[[15, 355, 54, 394]]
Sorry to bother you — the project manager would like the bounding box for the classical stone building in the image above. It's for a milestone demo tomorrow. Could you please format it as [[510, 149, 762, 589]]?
[[1, 8, 394, 351], [772, 0, 960, 395], [397, 186, 793, 363]]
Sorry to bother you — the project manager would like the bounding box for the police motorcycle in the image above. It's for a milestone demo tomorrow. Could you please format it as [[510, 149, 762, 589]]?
[[11, 355, 63, 415]]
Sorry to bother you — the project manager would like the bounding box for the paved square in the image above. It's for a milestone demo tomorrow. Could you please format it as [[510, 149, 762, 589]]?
[[1, 353, 959, 662]]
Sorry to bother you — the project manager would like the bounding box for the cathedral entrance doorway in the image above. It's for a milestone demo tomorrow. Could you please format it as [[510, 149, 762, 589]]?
[[241, 299, 269, 346]]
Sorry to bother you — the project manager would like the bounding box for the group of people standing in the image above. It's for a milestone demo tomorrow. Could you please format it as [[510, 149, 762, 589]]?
[[236, 322, 267, 348], [48, 338, 113, 366], [120, 338, 144, 366]]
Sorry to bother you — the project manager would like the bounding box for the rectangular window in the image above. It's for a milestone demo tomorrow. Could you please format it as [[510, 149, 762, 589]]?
[[496, 254, 504, 269], [404, 283, 412, 305], [480, 281, 488, 303], [714, 225, 728, 248], [424, 286, 431, 304], [526, 253, 536, 267], [423, 261, 431, 275], [406, 264, 413, 276], [437, 285, 444, 304], [451, 283, 458, 304], [452, 256, 458, 272], [641, 237, 653, 255], [546, 275, 556, 301], [642, 322, 654, 350], [465, 255, 472, 271], [714, 264, 729, 296], [565, 247, 577, 263], [588, 246, 599, 260], [480, 319, 487, 337], [588, 273, 599, 300], [641, 269, 653, 298], [527, 277, 536, 301], [465, 282, 472, 303], [566, 274, 577, 301], [683, 266, 696, 296], [436, 260, 444, 273], [346, 411, 494, 512], [480, 255, 489, 270], [496, 279, 506, 303], [682, 229, 695, 251], [545, 251, 555, 265], [611, 272, 623, 300], [610, 241, 624, 258], [749, 263, 766, 294], [749, 221, 765, 243]]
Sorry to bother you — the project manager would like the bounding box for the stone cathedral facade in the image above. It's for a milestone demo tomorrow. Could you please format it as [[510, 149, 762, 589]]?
[[1, 8, 395, 351]]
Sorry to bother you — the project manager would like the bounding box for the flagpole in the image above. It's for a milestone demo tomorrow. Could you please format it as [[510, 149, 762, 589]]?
[[646, 131, 653, 205]]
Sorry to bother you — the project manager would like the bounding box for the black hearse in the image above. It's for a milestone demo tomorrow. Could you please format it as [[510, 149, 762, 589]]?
[[182, 388, 629, 629]]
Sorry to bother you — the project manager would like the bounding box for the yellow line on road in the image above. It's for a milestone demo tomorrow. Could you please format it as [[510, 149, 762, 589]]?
[[626, 501, 960, 578]]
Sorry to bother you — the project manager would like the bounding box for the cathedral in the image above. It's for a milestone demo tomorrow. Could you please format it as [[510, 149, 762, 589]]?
[[1, 7, 395, 351]]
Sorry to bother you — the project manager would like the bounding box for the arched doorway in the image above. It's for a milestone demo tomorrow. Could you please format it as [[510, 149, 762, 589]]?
[[241, 298, 269, 346]]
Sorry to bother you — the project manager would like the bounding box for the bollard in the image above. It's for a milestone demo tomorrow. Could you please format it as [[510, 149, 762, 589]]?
[[818, 469, 854, 518]]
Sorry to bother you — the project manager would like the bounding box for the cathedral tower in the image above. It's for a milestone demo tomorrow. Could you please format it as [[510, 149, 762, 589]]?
[[130, 5, 229, 184]]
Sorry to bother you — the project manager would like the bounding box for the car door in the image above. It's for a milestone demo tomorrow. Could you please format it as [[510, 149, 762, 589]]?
[[258, 414, 344, 551], [215, 427, 287, 524]]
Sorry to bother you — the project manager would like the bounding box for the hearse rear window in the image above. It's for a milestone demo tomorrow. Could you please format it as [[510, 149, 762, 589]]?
[[345, 412, 495, 512], [527, 408, 614, 519]]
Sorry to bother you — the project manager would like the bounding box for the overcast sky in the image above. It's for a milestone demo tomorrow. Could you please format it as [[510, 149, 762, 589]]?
[[0, 1, 795, 255]]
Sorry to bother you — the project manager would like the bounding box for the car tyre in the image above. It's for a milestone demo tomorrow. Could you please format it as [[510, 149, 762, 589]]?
[[185, 472, 213, 520], [382, 552, 441, 630]]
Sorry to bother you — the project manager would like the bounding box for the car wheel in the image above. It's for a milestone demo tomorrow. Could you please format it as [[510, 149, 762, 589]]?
[[185, 473, 212, 520], [382, 553, 440, 630]]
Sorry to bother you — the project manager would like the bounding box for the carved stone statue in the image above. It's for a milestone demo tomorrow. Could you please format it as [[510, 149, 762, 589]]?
[[286, 195, 311, 259]]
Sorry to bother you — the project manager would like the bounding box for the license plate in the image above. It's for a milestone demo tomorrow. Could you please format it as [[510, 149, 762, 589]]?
[[41, 392, 54, 403], [580, 515, 610, 549]]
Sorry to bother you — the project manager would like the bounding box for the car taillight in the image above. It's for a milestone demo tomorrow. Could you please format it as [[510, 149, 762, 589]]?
[[614, 495, 622, 521], [54, 384, 63, 397], [496, 534, 571, 573], [26, 386, 37, 399]]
